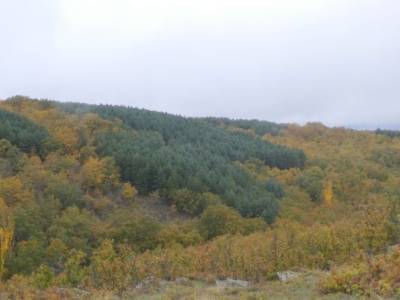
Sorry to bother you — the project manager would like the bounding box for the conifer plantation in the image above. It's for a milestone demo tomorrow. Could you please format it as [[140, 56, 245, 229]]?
[[1, 96, 400, 298]]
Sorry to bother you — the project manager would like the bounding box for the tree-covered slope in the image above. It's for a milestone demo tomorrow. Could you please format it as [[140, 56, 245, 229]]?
[[56, 101, 305, 221], [58, 102, 305, 169], [0, 108, 52, 157], [203, 117, 284, 136]]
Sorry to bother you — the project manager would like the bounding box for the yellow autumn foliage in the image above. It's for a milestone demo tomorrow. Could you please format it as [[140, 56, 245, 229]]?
[[323, 180, 334, 207], [121, 183, 137, 201], [0, 198, 14, 279]]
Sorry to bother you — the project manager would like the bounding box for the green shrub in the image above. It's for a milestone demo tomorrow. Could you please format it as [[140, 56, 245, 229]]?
[[32, 265, 54, 289]]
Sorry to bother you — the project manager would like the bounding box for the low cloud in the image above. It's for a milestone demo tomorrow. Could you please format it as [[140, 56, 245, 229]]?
[[1, 0, 399, 129]]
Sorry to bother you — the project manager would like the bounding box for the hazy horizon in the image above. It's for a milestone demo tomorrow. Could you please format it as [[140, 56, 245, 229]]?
[[1, 1, 399, 129]]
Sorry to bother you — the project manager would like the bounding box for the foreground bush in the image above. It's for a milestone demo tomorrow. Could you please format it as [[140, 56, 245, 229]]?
[[320, 246, 400, 297], [133, 207, 395, 282]]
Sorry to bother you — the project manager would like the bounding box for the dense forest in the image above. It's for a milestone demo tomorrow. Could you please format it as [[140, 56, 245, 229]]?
[[0, 96, 400, 298]]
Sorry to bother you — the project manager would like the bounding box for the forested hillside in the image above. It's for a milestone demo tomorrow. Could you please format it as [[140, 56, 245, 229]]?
[[0, 96, 400, 298], [57, 100, 305, 221]]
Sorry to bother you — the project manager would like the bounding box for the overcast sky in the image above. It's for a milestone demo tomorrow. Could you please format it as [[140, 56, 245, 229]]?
[[1, 0, 399, 128]]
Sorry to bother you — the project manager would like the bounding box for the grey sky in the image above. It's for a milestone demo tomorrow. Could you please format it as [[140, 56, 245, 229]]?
[[1, 0, 399, 128]]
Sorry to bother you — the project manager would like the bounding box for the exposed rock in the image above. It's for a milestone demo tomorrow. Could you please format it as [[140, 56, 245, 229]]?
[[136, 276, 191, 289], [215, 278, 249, 288], [159, 279, 169, 287], [277, 271, 301, 282], [135, 276, 160, 289], [387, 244, 400, 254], [175, 277, 190, 284]]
